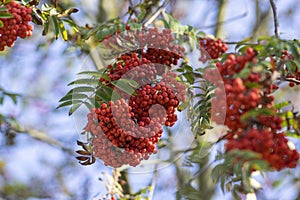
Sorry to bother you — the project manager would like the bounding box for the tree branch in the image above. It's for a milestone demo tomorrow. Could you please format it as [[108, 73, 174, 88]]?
[[285, 77, 300, 84], [148, 162, 159, 200], [9, 123, 75, 155], [269, 0, 280, 38], [143, 0, 170, 27], [214, 0, 227, 38]]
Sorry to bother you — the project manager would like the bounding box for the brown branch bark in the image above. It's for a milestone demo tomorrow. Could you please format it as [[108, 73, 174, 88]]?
[[269, 0, 280, 38]]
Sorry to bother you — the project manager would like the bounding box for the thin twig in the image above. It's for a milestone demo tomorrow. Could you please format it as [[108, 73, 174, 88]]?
[[188, 160, 215, 184], [143, 0, 170, 27], [148, 153, 160, 200], [285, 77, 300, 84], [8, 123, 75, 155], [269, 0, 280, 38]]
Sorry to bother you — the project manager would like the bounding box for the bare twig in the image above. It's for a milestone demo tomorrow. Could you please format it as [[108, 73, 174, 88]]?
[[225, 41, 258, 46], [148, 157, 159, 200], [188, 160, 215, 184], [9, 124, 75, 155], [285, 77, 300, 84], [269, 0, 280, 38], [143, 0, 170, 27]]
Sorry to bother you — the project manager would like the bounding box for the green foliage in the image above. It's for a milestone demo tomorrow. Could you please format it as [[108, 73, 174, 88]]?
[[0, 3, 12, 27], [0, 87, 20, 105], [211, 150, 269, 198], [187, 79, 215, 136], [57, 68, 139, 115], [30, 2, 79, 41]]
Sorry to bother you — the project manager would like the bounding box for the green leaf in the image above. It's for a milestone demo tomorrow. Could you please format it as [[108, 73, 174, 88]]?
[[136, 9, 146, 23], [240, 108, 275, 123], [56, 100, 82, 109], [59, 93, 88, 102], [77, 71, 110, 81], [285, 132, 300, 138], [3, 92, 20, 104], [274, 101, 290, 110], [111, 79, 137, 95], [58, 8, 79, 17], [62, 18, 79, 32], [96, 28, 110, 41], [95, 89, 111, 102], [42, 22, 50, 36], [67, 78, 100, 86], [67, 86, 95, 94], [69, 103, 82, 116], [0, 12, 12, 18], [0, 19, 3, 28], [288, 43, 300, 60], [178, 97, 190, 111], [59, 20, 68, 41], [51, 16, 59, 39], [161, 18, 170, 29], [211, 164, 226, 183], [0, 7, 8, 12]]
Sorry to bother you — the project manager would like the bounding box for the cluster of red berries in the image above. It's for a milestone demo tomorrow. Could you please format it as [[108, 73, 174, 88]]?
[[129, 79, 184, 128], [0, 0, 33, 51], [84, 31, 186, 167], [199, 37, 228, 63], [102, 27, 185, 68], [281, 50, 300, 87], [103, 53, 162, 86], [85, 78, 185, 167], [137, 28, 185, 59], [85, 100, 162, 167], [225, 128, 299, 170], [205, 47, 299, 170]]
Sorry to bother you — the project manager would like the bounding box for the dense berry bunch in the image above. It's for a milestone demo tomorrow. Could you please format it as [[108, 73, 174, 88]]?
[[206, 48, 259, 127], [137, 28, 185, 60], [0, 0, 33, 51], [129, 80, 182, 127], [205, 47, 299, 170], [102, 27, 185, 67], [86, 72, 185, 167], [85, 100, 162, 167], [102, 52, 158, 84], [226, 128, 299, 170], [84, 34, 186, 167], [199, 37, 228, 63]]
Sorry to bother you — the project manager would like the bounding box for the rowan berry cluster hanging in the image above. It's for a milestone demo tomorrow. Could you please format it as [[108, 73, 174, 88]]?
[[102, 27, 185, 67], [0, 0, 33, 51], [205, 47, 299, 170], [83, 29, 186, 167], [199, 37, 228, 63]]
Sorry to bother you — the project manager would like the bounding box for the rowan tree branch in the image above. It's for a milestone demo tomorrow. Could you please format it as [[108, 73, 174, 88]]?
[[269, 0, 280, 38], [214, 0, 227, 38], [143, 0, 170, 27], [285, 77, 300, 84], [9, 123, 75, 155]]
